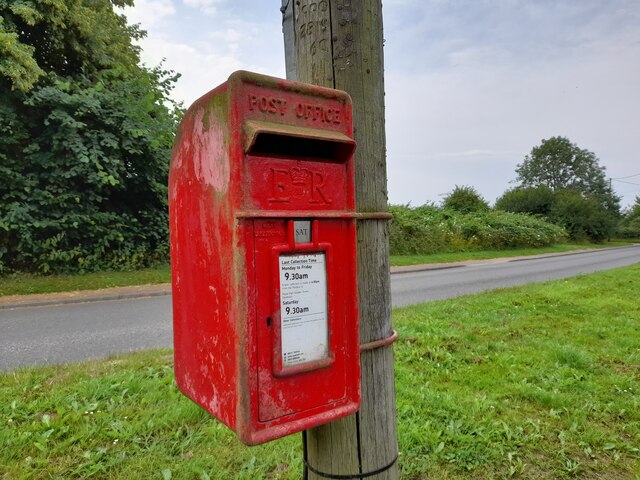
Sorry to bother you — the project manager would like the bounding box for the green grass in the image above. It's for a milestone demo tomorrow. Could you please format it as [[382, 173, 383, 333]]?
[[0, 265, 171, 297], [394, 264, 640, 478], [390, 241, 634, 266], [1, 266, 639, 479]]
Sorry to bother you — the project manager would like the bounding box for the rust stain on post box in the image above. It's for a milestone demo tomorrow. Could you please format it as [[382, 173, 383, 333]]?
[[169, 71, 360, 445]]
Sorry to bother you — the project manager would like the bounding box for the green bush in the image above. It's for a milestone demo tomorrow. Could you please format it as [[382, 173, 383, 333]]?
[[442, 185, 490, 213], [617, 217, 640, 238], [495, 186, 555, 216], [389, 204, 566, 255], [617, 196, 640, 238], [548, 189, 615, 242], [496, 187, 619, 242], [0, 1, 180, 274], [0, 74, 176, 274]]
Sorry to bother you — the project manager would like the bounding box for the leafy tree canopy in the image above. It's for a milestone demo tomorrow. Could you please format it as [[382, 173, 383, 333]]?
[[516, 136, 619, 213], [0, 0, 140, 91], [0, 0, 181, 274]]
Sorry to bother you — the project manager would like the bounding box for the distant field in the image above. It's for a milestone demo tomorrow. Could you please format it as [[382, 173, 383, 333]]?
[[1, 264, 638, 478]]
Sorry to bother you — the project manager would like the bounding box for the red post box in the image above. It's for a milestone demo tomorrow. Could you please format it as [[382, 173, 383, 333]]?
[[169, 71, 359, 445]]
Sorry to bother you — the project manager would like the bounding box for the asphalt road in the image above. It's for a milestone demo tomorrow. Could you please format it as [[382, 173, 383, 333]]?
[[1, 245, 639, 372], [391, 245, 640, 306]]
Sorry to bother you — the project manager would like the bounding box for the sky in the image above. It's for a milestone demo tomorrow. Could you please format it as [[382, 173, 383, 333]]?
[[122, 0, 640, 208]]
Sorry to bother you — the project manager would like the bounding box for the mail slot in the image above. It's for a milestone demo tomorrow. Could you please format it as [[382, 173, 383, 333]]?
[[169, 71, 360, 445]]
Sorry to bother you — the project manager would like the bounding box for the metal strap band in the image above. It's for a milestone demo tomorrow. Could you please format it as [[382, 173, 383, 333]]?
[[304, 454, 398, 479], [359, 330, 398, 352]]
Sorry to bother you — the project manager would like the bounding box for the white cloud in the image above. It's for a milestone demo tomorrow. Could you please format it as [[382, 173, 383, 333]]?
[[132, 29, 245, 105], [122, 1, 284, 107], [122, 0, 175, 29], [182, 0, 222, 16], [206, 23, 257, 56]]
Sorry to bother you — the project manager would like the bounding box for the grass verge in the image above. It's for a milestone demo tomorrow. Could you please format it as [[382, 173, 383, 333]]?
[[1, 265, 639, 479], [390, 241, 634, 266], [0, 265, 171, 297]]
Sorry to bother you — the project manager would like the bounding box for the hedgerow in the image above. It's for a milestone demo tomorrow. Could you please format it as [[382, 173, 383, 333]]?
[[389, 204, 567, 255]]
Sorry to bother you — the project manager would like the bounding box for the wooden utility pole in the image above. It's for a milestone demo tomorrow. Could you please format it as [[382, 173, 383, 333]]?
[[281, 1, 399, 478]]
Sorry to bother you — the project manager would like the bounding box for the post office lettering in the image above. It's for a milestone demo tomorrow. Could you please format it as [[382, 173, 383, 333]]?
[[295, 102, 341, 124], [248, 94, 287, 116]]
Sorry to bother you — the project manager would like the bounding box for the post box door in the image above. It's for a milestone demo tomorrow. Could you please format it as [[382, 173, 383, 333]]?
[[253, 218, 351, 423]]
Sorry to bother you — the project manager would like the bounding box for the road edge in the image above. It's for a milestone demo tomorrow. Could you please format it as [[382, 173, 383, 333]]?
[[2, 244, 637, 310], [0, 284, 172, 310]]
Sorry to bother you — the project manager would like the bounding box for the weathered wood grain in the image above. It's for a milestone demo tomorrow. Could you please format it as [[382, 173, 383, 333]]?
[[286, 1, 399, 478]]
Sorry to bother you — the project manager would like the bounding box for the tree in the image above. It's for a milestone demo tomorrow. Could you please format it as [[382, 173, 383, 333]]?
[[0, 0, 180, 273], [517, 137, 608, 194], [517, 136, 620, 212], [1, 0, 142, 92], [505, 137, 621, 241], [442, 185, 489, 213]]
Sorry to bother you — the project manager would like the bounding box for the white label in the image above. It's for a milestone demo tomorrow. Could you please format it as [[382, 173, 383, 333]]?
[[279, 253, 328, 367]]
